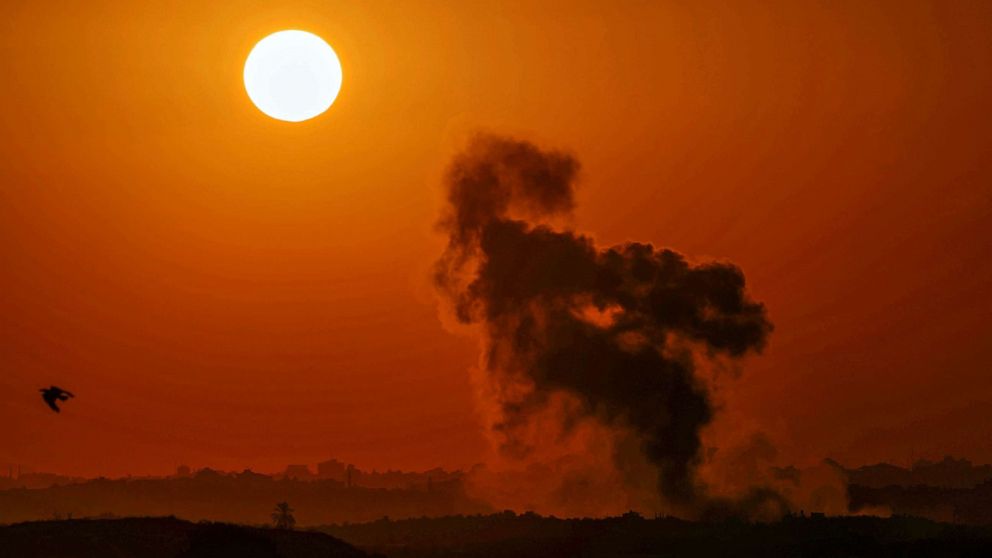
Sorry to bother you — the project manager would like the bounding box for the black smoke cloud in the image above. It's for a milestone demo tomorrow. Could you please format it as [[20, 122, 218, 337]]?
[[435, 134, 772, 510]]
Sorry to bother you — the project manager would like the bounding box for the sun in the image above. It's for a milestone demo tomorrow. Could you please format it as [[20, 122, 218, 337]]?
[[243, 30, 343, 123]]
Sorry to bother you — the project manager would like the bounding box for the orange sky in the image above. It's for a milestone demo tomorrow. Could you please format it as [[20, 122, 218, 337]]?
[[1, 1, 990, 478]]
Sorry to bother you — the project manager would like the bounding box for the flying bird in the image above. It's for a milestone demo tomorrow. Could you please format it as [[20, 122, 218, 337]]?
[[40, 386, 74, 413]]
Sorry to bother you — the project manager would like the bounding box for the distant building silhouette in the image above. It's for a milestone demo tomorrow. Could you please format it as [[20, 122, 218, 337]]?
[[283, 465, 314, 481], [317, 459, 348, 482]]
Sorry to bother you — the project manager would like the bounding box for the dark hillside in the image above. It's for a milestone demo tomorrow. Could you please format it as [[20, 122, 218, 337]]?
[[321, 512, 992, 558], [0, 517, 371, 558]]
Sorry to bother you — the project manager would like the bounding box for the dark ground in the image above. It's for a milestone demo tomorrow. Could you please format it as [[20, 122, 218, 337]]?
[[321, 511, 992, 558], [0, 517, 371, 558], [5, 513, 992, 558]]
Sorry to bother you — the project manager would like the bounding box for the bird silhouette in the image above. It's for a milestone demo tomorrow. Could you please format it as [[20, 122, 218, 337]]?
[[40, 386, 74, 413]]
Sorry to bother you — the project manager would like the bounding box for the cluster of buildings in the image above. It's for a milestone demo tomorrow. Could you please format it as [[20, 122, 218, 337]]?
[[279, 459, 463, 491]]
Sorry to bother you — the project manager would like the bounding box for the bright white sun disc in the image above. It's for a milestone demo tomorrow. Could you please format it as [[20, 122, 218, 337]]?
[[244, 30, 342, 122]]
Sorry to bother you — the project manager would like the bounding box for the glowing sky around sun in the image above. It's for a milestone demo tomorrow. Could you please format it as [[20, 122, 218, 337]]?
[[0, 1, 990, 477]]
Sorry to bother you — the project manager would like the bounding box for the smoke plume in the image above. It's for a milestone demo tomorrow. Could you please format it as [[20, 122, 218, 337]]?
[[435, 134, 773, 514]]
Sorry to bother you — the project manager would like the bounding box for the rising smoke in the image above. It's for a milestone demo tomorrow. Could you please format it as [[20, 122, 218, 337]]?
[[434, 134, 774, 516]]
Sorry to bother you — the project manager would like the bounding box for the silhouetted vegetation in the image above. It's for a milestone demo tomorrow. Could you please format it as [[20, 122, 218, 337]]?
[[273, 502, 297, 530]]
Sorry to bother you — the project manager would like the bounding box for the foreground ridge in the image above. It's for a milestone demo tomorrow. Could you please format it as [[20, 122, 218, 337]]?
[[0, 516, 372, 558]]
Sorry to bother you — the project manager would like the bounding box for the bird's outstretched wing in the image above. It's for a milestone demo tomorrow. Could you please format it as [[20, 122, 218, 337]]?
[[41, 391, 61, 412]]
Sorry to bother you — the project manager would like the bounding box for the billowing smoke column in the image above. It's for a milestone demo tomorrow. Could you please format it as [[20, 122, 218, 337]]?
[[435, 134, 772, 510]]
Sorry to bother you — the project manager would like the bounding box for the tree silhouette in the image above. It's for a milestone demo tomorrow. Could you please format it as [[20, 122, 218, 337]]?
[[271, 501, 296, 530]]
